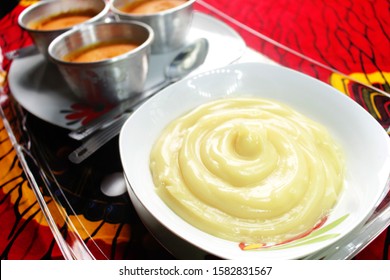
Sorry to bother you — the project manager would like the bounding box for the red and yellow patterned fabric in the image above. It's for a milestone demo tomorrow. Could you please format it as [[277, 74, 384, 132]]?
[[196, 0, 390, 130], [1, 0, 389, 260]]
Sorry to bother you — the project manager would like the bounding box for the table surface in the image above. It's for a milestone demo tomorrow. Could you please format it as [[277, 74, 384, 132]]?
[[0, 0, 389, 260]]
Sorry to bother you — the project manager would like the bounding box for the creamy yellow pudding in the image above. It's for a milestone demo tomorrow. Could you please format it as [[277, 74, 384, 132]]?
[[120, 0, 187, 14], [150, 97, 345, 244]]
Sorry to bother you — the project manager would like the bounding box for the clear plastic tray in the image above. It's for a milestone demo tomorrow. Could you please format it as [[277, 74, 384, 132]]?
[[1, 1, 389, 259]]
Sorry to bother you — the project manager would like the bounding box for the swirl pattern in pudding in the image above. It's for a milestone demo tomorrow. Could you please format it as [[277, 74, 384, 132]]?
[[150, 97, 345, 244]]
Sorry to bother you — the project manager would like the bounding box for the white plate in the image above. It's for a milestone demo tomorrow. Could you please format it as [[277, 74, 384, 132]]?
[[8, 12, 246, 129], [119, 62, 390, 259]]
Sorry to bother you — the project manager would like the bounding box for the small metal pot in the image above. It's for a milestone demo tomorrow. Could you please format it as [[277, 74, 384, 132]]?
[[110, 0, 195, 54], [48, 21, 154, 105]]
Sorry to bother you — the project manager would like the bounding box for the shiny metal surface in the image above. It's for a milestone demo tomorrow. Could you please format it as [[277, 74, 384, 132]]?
[[18, 0, 109, 58], [48, 21, 154, 105], [111, 0, 196, 53], [5, 45, 39, 60]]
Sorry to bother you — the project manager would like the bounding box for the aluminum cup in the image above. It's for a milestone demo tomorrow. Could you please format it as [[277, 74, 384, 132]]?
[[48, 21, 154, 105], [110, 0, 195, 54]]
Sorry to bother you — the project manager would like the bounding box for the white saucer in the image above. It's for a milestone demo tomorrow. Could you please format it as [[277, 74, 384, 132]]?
[[8, 12, 246, 129]]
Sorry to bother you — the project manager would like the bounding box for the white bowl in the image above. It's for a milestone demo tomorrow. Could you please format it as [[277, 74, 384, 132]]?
[[119, 62, 390, 259]]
